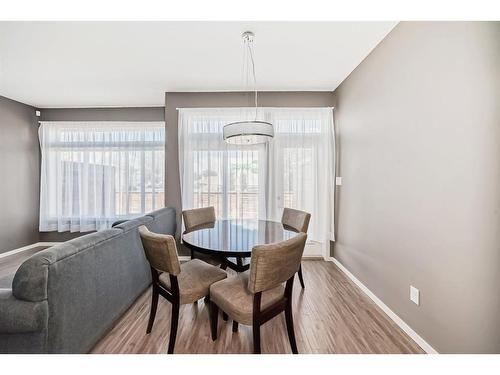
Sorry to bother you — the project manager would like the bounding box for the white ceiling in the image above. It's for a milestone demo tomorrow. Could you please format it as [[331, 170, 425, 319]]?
[[0, 22, 397, 108]]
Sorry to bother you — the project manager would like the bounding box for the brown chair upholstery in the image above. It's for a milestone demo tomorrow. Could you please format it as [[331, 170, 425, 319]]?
[[182, 206, 221, 266], [282, 207, 311, 233], [182, 206, 216, 232], [210, 233, 307, 354], [281, 207, 311, 288], [209, 272, 284, 326], [138, 226, 181, 275], [159, 259, 227, 304], [248, 233, 307, 293], [139, 225, 227, 354]]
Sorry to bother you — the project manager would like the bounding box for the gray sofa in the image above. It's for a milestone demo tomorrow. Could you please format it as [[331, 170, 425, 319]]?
[[0, 207, 176, 353]]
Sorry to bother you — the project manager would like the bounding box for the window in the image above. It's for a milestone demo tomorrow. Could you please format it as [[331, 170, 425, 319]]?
[[178, 107, 335, 250], [191, 149, 261, 219], [39, 121, 165, 232]]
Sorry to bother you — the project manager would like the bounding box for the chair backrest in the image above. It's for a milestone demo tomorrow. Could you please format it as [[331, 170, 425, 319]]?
[[248, 233, 307, 294], [139, 225, 181, 275], [182, 206, 216, 232], [281, 207, 311, 233]]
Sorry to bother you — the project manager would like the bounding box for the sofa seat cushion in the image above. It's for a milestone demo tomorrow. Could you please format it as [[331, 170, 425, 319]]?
[[159, 259, 226, 304], [209, 272, 284, 325]]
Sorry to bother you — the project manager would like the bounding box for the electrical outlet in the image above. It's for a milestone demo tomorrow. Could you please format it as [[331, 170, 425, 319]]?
[[410, 285, 419, 306], [335, 177, 343, 186]]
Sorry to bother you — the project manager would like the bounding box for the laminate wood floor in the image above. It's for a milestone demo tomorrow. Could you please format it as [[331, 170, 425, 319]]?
[[91, 261, 425, 354]]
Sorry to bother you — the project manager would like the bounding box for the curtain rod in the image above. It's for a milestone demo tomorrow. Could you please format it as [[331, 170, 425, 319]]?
[[175, 106, 335, 110]]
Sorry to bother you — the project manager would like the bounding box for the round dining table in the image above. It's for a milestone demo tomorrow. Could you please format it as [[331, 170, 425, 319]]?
[[181, 219, 299, 272]]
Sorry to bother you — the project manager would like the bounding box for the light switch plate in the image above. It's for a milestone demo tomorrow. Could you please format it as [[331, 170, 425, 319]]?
[[335, 177, 343, 186], [410, 285, 419, 306], [35, 110, 41, 117]]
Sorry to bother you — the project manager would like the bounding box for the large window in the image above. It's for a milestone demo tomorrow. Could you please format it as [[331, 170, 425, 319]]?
[[178, 107, 335, 251], [39, 121, 165, 232]]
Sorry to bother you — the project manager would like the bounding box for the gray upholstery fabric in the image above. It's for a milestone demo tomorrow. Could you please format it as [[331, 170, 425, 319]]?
[[0, 207, 177, 353], [0, 290, 48, 333], [113, 216, 153, 232], [146, 207, 177, 235]]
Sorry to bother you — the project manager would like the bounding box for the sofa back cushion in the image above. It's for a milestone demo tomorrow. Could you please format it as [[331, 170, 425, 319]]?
[[11, 207, 177, 353]]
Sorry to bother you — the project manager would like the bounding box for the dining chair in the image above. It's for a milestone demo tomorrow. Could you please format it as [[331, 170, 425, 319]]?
[[182, 206, 216, 232], [209, 233, 307, 354], [182, 206, 221, 266], [138, 225, 227, 354], [281, 207, 311, 289]]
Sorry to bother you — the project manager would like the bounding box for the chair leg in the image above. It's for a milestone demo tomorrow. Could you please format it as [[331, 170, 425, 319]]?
[[252, 324, 261, 354], [146, 285, 159, 334], [232, 320, 239, 332], [167, 300, 180, 354], [285, 299, 298, 354], [220, 258, 228, 270], [222, 312, 228, 321], [210, 302, 219, 341], [298, 264, 305, 289]]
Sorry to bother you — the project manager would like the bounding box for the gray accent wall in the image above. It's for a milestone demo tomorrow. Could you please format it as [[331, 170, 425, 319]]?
[[0, 96, 40, 254], [165, 91, 335, 245], [38, 106, 165, 242], [332, 22, 500, 353]]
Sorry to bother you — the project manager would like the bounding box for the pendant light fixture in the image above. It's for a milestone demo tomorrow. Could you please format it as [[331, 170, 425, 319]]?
[[223, 31, 274, 145]]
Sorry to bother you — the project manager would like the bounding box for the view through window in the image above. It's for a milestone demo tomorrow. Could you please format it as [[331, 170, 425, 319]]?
[[39, 121, 165, 232]]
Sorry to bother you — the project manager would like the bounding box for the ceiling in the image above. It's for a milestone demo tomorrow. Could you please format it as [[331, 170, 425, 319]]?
[[0, 22, 397, 108]]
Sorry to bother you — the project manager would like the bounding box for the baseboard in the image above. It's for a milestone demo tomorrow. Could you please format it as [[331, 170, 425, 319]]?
[[0, 242, 61, 259], [327, 256, 438, 354]]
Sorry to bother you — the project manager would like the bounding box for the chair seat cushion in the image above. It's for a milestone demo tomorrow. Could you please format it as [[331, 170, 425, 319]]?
[[193, 252, 222, 267], [159, 259, 227, 304], [210, 272, 284, 325]]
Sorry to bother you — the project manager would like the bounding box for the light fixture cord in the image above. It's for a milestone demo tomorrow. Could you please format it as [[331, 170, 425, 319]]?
[[247, 38, 258, 121]]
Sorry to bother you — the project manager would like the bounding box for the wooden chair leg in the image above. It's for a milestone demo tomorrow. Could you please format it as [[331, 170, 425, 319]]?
[[285, 300, 298, 354], [252, 324, 261, 354], [210, 302, 219, 341], [222, 312, 228, 321], [232, 320, 239, 332], [298, 264, 305, 289], [146, 285, 159, 334], [167, 300, 180, 354], [220, 258, 228, 270]]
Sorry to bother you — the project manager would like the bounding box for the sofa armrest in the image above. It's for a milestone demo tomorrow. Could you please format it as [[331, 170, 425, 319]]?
[[0, 289, 48, 334]]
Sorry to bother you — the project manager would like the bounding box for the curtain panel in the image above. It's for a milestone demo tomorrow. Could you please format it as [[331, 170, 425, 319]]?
[[39, 121, 165, 232], [178, 107, 335, 249]]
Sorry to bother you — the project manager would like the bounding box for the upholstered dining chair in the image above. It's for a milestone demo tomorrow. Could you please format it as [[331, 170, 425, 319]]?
[[138, 225, 227, 354], [209, 233, 307, 354], [281, 207, 311, 289], [182, 206, 221, 265], [182, 206, 216, 232]]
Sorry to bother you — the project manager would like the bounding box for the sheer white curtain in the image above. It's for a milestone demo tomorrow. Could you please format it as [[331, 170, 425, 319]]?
[[39, 121, 165, 232], [178, 108, 267, 222], [178, 107, 335, 252], [265, 108, 335, 246]]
